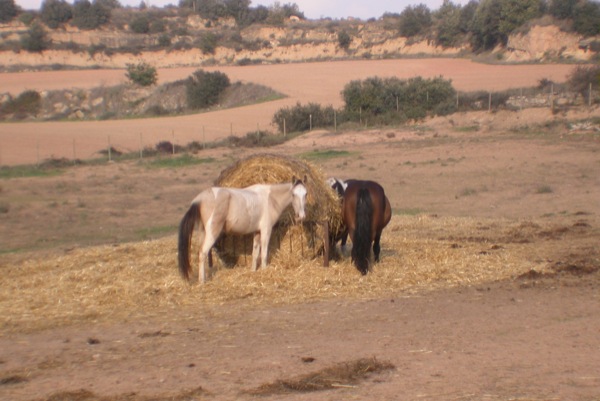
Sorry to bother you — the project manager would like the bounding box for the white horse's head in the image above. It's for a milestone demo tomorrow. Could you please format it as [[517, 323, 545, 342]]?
[[291, 176, 308, 222]]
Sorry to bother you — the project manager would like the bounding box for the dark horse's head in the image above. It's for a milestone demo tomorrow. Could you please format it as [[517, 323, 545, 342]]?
[[327, 177, 347, 199]]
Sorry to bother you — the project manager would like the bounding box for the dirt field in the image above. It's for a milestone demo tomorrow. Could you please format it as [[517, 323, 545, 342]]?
[[1, 60, 600, 401], [0, 59, 576, 166]]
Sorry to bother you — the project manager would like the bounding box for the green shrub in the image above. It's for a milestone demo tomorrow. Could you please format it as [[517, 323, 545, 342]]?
[[130, 14, 150, 33], [157, 34, 171, 47], [272, 102, 336, 133], [567, 65, 600, 101], [0, 90, 42, 117], [125, 62, 158, 86], [337, 30, 352, 50], [20, 23, 49, 52], [197, 32, 218, 54], [341, 76, 457, 123], [185, 69, 230, 110]]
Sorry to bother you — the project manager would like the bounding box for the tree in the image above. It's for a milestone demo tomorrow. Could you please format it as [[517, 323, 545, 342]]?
[[573, 1, 600, 37], [0, 0, 19, 23], [435, 1, 462, 48], [398, 4, 432, 37], [497, 0, 544, 39], [72, 0, 110, 30], [470, 0, 504, 51], [126, 62, 158, 86], [21, 23, 49, 52], [41, 0, 73, 29], [224, 0, 250, 26], [185, 69, 230, 110], [548, 0, 578, 19]]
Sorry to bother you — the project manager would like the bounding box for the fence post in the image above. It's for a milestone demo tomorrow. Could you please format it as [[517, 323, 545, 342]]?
[[334, 110, 337, 132], [283, 118, 286, 136], [488, 92, 492, 112], [309, 114, 312, 131]]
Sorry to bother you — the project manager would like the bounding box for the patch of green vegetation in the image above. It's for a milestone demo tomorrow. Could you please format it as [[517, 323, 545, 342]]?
[[136, 225, 177, 239], [143, 154, 215, 169], [454, 125, 479, 132], [0, 165, 64, 179], [535, 185, 553, 194], [299, 149, 355, 160]]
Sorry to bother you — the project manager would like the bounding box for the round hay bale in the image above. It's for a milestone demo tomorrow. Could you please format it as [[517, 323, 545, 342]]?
[[212, 153, 343, 268]]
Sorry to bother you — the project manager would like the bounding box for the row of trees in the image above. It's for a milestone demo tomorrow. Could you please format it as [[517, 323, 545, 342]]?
[[394, 0, 600, 51], [1, 0, 599, 53]]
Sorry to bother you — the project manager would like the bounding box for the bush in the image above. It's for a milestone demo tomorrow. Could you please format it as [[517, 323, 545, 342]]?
[[157, 34, 171, 47], [129, 14, 150, 33], [0, 90, 42, 118], [567, 65, 600, 101], [20, 23, 49, 52], [197, 32, 218, 54], [185, 69, 230, 110], [272, 102, 336, 133], [337, 30, 352, 50], [341, 76, 457, 123], [125, 62, 158, 86]]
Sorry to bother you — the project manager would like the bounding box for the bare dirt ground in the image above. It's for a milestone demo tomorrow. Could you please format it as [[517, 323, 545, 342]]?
[[1, 60, 600, 401]]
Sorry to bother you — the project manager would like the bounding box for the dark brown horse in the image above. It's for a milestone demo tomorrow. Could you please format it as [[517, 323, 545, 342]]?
[[337, 179, 391, 275]]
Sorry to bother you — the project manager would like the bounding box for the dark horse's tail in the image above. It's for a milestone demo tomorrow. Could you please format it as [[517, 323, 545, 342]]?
[[178, 203, 200, 281], [352, 188, 373, 275]]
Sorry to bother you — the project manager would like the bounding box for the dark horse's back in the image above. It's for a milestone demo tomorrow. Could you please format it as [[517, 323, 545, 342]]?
[[342, 180, 388, 275]]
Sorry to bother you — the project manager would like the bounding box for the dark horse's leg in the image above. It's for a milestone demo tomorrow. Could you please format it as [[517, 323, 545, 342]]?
[[373, 231, 382, 262]]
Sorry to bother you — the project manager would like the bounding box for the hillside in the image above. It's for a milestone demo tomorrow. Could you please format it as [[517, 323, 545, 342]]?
[[0, 14, 596, 71]]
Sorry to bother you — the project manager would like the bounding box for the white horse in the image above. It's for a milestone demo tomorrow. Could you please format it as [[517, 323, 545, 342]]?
[[178, 176, 308, 283]]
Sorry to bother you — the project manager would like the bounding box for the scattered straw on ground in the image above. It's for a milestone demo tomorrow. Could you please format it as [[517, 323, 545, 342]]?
[[2, 214, 590, 334], [247, 357, 395, 395]]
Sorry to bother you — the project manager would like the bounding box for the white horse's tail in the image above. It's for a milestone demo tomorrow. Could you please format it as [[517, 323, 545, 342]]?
[[178, 202, 200, 281]]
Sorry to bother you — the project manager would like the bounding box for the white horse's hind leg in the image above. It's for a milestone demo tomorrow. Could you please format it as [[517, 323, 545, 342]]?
[[251, 232, 261, 271]]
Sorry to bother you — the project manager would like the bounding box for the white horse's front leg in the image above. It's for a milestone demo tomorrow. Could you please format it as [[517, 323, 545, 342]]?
[[260, 227, 272, 269], [251, 232, 261, 271]]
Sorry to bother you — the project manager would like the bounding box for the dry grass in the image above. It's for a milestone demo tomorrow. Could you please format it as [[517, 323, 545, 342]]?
[[0, 214, 577, 334], [247, 357, 395, 395]]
